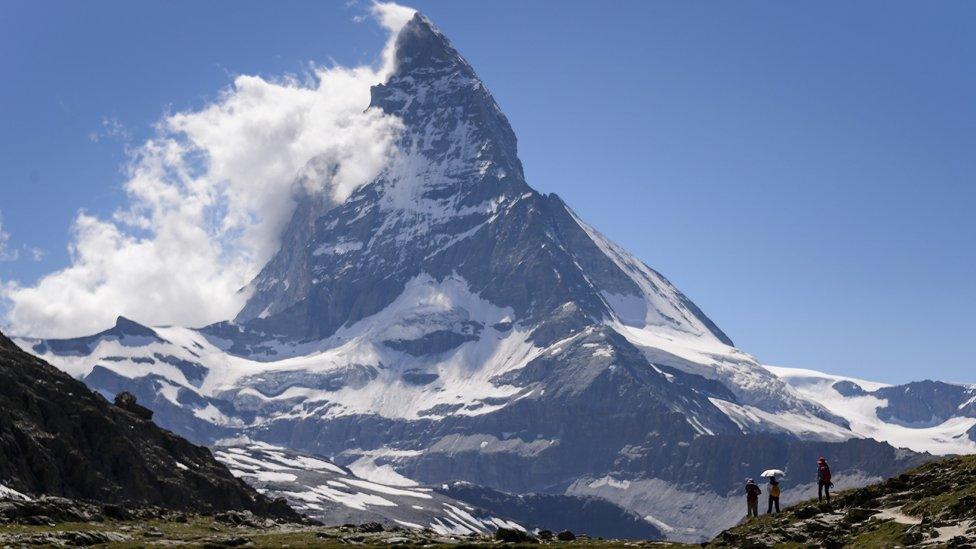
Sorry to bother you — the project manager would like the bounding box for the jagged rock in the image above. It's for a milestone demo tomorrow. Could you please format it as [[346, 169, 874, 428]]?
[[802, 520, 831, 533], [495, 527, 536, 543], [710, 454, 976, 548], [843, 507, 879, 523], [947, 536, 973, 548], [792, 506, 820, 520], [952, 495, 976, 518], [114, 391, 154, 420], [439, 482, 662, 539], [0, 496, 98, 523], [215, 510, 262, 528], [101, 503, 132, 520], [556, 530, 576, 541], [209, 537, 252, 547], [1, 530, 130, 546], [0, 331, 297, 518]]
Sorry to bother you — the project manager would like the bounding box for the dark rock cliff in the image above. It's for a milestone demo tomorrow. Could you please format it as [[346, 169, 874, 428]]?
[[0, 330, 293, 517]]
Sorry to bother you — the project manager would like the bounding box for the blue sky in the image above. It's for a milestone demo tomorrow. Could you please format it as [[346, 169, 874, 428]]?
[[0, 1, 973, 383]]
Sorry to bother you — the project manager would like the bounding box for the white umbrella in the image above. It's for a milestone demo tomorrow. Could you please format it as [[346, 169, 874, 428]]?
[[761, 469, 786, 478]]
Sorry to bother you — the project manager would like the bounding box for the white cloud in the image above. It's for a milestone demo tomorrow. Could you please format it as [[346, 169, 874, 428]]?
[[88, 116, 131, 143], [371, 1, 417, 70], [1, 4, 416, 338], [0, 212, 15, 262]]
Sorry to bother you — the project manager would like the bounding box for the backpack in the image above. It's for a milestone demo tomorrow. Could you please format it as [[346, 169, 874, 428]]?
[[770, 484, 781, 497], [819, 463, 831, 483]]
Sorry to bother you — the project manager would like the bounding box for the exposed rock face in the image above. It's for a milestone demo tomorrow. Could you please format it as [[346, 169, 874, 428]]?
[[439, 482, 663, 540], [771, 365, 976, 454], [29, 315, 162, 356], [873, 381, 976, 425], [0, 330, 293, 517]]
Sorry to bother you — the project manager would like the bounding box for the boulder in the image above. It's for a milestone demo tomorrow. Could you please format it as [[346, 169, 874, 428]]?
[[495, 527, 536, 543], [556, 530, 576, 541], [114, 391, 153, 420], [844, 508, 880, 523]]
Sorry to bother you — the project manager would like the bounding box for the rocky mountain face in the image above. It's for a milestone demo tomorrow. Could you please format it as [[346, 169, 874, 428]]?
[[12, 12, 962, 542], [0, 330, 292, 517], [767, 366, 976, 455], [438, 482, 663, 540], [711, 454, 976, 547]]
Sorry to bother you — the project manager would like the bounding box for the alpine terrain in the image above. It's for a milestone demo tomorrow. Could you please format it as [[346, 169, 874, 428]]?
[[14, 11, 971, 541], [0, 329, 293, 517], [711, 453, 976, 547]]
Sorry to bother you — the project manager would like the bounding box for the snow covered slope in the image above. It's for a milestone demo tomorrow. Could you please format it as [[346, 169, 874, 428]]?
[[14, 10, 946, 541], [766, 365, 976, 455], [212, 440, 523, 535]]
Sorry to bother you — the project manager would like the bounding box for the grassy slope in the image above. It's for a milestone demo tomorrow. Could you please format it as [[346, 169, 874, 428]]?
[[709, 454, 976, 547], [0, 517, 690, 548]]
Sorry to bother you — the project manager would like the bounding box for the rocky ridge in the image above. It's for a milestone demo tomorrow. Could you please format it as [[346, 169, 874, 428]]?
[[0, 330, 294, 518], [711, 454, 976, 547]]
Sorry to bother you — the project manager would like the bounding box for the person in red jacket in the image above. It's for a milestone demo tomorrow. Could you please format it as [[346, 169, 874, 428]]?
[[745, 478, 762, 518], [817, 457, 833, 504]]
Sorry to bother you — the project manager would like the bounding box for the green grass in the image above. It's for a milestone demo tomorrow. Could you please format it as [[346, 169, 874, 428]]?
[[0, 519, 698, 548], [845, 520, 908, 548], [901, 455, 976, 518]]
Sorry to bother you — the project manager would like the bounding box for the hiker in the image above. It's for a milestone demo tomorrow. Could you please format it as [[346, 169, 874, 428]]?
[[745, 478, 761, 518], [817, 457, 833, 504], [767, 476, 781, 514]]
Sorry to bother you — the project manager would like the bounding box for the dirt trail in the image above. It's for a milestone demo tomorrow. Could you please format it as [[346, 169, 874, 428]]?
[[875, 507, 922, 525]]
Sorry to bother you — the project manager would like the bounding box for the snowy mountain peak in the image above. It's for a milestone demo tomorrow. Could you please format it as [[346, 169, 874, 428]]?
[[17, 11, 944, 541], [371, 12, 524, 192], [389, 14, 469, 77]]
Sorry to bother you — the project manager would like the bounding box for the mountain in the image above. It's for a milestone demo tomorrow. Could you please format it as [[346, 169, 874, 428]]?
[[0, 330, 293, 517], [212, 439, 526, 535], [438, 482, 663, 540], [766, 366, 976, 455], [12, 12, 957, 541], [711, 454, 976, 547]]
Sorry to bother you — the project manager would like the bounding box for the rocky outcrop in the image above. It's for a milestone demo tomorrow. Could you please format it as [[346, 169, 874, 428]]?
[[0, 330, 294, 517], [114, 391, 153, 420], [711, 454, 976, 547]]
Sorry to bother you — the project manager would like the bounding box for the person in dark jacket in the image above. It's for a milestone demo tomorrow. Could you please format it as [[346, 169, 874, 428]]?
[[817, 457, 833, 504], [745, 478, 761, 518], [767, 476, 781, 514]]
